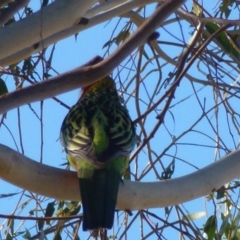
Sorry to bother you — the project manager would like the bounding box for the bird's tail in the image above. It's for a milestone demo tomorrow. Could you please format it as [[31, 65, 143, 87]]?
[[79, 168, 121, 231]]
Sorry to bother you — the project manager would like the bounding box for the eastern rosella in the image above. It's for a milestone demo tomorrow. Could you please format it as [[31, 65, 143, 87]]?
[[60, 76, 136, 231]]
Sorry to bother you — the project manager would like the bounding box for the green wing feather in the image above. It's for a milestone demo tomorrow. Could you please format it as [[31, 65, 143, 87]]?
[[60, 77, 135, 230]]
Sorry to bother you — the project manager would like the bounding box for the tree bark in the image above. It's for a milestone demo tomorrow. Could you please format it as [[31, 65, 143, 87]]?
[[0, 0, 186, 114], [0, 0, 96, 60], [0, 0, 160, 66], [0, 144, 239, 210]]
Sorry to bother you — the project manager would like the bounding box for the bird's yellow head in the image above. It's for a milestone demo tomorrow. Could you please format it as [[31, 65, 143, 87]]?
[[80, 76, 116, 99]]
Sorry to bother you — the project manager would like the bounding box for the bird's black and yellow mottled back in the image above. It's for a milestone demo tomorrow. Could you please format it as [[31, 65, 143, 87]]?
[[60, 76, 136, 231]]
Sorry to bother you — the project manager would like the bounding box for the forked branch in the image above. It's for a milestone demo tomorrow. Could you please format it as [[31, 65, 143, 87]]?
[[0, 0, 186, 114]]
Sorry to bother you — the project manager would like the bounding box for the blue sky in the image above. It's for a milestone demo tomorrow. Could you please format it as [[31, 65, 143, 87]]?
[[1, 0, 239, 239]]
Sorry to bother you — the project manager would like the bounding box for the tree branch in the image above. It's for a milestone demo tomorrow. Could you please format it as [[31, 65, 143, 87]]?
[[0, 0, 186, 114], [0, 0, 30, 27], [0, 144, 239, 210], [0, 0, 160, 66], [0, 0, 96, 60]]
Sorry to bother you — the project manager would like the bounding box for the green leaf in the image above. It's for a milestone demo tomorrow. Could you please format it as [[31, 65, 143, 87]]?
[[236, 228, 240, 239], [216, 186, 225, 199], [65, 201, 81, 215], [183, 211, 206, 221], [205, 22, 240, 59], [147, 31, 160, 42], [22, 59, 34, 75], [232, 211, 240, 227], [37, 218, 44, 231], [205, 22, 231, 52], [0, 192, 19, 198], [224, 220, 230, 239], [219, 213, 230, 237], [161, 159, 175, 179], [135, 134, 141, 147], [42, 0, 49, 7], [44, 72, 52, 78], [25, 7, 33, 16], [45, 201, 55, 224], [7, 219, 14, 234], [0, 78, 8, 96], [22, 229, 31, 239], [192, 1, 203, 17], [5, 232, 13, 240], [102, 30, 130, 48], [219, 0, 233, 18], [114, 30, 130, 46], [102, 39, 114, 49], [142, 49, 150, 61], [203, 215, 216, 240], [53, 232, 62, 240], [164, 207, 170, 216]]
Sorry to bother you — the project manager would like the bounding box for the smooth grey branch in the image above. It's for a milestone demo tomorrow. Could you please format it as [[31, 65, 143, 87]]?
[[0, 144, 239, 210], [0, 0, 96, 60], [0, 0, 161, 66], [0, 0, 186, 114], [0, 0, 30, 26]]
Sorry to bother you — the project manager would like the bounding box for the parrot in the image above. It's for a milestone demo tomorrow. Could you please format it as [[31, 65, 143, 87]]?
[[60, 76, 136, 231]]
